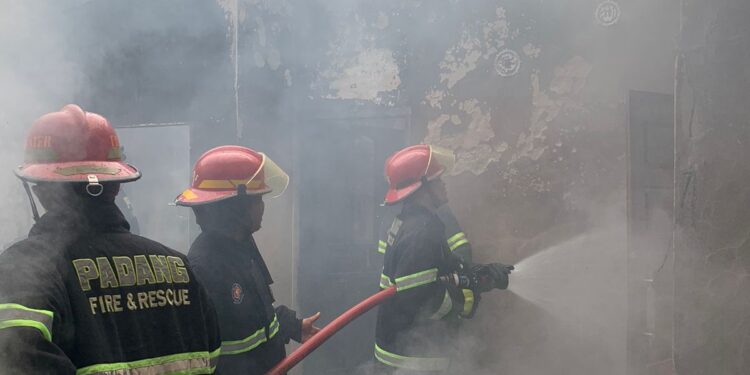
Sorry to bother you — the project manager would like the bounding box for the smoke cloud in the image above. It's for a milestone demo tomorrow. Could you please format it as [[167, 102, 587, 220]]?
[[0, 0, 686, 374]]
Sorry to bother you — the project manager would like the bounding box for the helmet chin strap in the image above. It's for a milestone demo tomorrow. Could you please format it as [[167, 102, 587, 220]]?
[[22, 181, 40, 222]]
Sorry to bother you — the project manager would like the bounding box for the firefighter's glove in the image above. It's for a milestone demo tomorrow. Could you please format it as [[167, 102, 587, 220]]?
[[469, 264, 495, 293], [446, 263, 513, 292], [486, 263, 514, 290]]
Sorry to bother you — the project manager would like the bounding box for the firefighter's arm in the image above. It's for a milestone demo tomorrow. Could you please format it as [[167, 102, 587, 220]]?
[[0, 245, 76, 373], [274, 305, 303, 343], [430, 258, 481, 320], [439, 286, 480, 319], [0, 324, 76, 374], [434, 262, 515, 320]]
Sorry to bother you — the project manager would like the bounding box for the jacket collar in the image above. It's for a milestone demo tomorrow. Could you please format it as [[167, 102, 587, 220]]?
[[29, 201, 130, 238]]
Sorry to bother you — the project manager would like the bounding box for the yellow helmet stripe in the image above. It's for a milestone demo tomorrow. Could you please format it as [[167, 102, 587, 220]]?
[[197, 179, 264, 190]]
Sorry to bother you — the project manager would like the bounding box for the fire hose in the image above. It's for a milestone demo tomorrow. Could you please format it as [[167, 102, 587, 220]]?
[[265, 285, 397, 375]]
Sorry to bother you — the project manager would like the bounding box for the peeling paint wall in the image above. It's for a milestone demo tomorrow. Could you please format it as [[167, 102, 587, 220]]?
[[323, 48, 401, 103], [422, 5, 514, 176]]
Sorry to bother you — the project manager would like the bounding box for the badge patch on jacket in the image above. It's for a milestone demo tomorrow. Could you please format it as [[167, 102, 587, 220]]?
[[231, 283, 244, 304]]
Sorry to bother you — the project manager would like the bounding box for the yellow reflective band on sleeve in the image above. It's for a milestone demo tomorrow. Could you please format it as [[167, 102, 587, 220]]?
[[0, 320, 52, 342], [447, 232, 468, 252], [374, 344, 450, 371], [461, 289, 475, 317], [0, 303, 54, 342], [220, 315, 280, 356], [379, 274, 393, 289], [393, 269, 438, 292], [377, 240, 387, 254], [76, 348, 220, 375], [449, 239, 469, 252], [429, 290, 453, 320], [446, 232, 466, 245]]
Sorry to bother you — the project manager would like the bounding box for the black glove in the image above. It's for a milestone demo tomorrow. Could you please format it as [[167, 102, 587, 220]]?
[[485, 263, 514, 290], [468, 264, 506, 293], [469, 264, 495, 293]]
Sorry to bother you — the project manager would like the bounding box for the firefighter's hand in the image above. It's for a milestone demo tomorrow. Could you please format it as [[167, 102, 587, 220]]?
[[301, 312, 322, 343], [487, 263, 514, 290]]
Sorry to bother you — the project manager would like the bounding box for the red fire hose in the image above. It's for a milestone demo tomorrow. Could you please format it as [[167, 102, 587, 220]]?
[[265, 285, 397, 375]]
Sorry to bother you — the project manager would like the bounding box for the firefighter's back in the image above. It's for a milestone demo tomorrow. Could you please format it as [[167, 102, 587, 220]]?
[[0, 104, 220, 374], [0, 210, 221, 374]]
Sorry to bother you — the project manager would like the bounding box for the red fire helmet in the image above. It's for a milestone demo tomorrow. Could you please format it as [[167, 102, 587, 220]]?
[[14, 104, 140, 184], [383, 144, 455, 205], [175, 145, 289, 206]]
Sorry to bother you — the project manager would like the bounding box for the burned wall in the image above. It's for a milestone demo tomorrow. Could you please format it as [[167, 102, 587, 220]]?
[[674, 0, 750, 374]]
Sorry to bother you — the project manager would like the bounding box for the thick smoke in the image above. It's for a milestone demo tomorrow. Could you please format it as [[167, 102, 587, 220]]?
[[0, 2, 82, 247], [1, 0, 685, 374]]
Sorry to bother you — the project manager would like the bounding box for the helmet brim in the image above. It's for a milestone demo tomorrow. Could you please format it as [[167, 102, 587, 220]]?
[[174, 187, 272, 207], [15, 161, 141, 183]]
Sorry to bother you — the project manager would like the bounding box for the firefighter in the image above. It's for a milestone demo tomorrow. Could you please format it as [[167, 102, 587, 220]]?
[[0, 105, 222, 374], [374, 144, 514, 374], [175, 145, 321, 374]]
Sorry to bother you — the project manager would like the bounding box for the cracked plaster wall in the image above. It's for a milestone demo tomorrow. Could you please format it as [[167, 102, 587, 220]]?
[[674, 0, 750, 373]]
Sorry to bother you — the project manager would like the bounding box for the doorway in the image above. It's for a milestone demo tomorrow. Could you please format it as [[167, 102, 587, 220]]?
[[627, 90, 675, 375]]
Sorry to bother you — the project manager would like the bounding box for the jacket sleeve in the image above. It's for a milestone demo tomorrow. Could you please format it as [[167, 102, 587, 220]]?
[[275, 305, 302, 343], [0, 243, 77, 374], [442, 286, 480, 319], [430, 253, 480, 321]]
